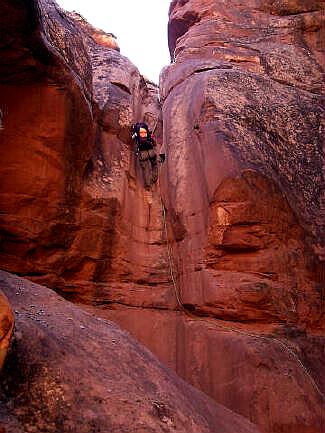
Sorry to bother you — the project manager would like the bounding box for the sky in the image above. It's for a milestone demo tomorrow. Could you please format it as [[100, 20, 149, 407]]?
[[57, 0, 172, 83]]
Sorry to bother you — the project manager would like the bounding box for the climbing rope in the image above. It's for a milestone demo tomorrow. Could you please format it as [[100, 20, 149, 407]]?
[[157, 166, 325, 402], [159, 191, 186, 311]]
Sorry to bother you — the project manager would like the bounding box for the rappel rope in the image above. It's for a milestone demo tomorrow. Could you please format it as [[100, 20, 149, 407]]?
[[159, 190, 186, 312], [157, 166, 325, 402]]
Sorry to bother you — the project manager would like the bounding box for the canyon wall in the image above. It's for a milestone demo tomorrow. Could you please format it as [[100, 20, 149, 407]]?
[[155, 1, 325, 431], [0, 0, 165, 305], [0, 1, 324, 433], [0, 270, 261, 433], [0, 2, 263, 432]]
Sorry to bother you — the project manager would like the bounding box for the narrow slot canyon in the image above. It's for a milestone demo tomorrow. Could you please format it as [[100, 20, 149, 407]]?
[[0, 1, 324, 433]]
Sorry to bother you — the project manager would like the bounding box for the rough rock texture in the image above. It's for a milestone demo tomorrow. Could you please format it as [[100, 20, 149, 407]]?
[[0, 1, 324, 433], [0, 0, 164, 302], [0, 291, 14, 372], [67, 11, 120, 51], [151, 1, 324, 432], [83, 305, 325, 433], [165, 0, 325, 256], [0, 271, 261, 433], [152, 1, 325, 431]]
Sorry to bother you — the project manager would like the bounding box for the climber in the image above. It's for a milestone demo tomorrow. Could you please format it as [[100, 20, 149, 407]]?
[[131, 122, 165, 190]]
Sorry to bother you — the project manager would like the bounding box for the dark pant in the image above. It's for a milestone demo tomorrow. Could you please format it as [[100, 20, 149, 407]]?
[[139, 149, 158, 188]]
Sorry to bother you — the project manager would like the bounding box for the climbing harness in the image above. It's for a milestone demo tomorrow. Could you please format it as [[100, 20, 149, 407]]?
[[157, 166, 325, 402]]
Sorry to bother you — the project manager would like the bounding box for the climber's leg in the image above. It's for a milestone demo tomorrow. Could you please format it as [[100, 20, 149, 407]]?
[[148, 149, 158, 184], [139, 151, 151, 189], [143, 160, 152, 189], [151, 160, 158, 184]]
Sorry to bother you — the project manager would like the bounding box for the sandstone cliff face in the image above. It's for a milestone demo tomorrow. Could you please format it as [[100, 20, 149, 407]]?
[[155, 1, 325, 431], [0, 0, 94, 279], [0, 0, 164, 306], [166, 0, 325, 255], [0, 1, 324, 433]]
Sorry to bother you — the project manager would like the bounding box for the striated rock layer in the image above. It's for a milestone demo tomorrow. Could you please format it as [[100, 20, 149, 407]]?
[[0, 1, 324, 433]]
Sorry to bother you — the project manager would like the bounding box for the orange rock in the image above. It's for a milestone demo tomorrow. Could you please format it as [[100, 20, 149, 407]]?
[[90, 306, 324, 433], [0, 290, 14, 371], [0, 1, 324, 433], [67, 11, 120, 51], [156, 1, 325, 431]]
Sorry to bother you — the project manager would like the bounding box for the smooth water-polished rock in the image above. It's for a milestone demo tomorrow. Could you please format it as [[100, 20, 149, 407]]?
[[0, 1, 324, 433], [156, 1, 325, 432], [0, 0, 164, 302], [0, 270, 261, 433]]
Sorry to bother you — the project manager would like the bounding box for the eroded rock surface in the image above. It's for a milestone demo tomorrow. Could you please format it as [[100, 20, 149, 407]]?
[[0, 271, 261, 433], [165, 0, 325, 251], [0, 0, 94, 281], [0, 0, 164, 304], [0, 1, 324, 433], [157, 0, 324, 432]]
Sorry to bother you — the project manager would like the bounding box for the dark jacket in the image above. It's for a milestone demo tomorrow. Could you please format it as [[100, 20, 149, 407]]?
[[136, 135, 156, 151]]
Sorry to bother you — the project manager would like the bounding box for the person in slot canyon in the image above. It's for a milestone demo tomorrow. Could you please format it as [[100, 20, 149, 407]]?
[[132, 122, 165, 190]]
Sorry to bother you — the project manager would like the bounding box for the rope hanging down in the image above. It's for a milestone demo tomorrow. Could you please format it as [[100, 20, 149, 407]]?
[[160, 193, 185, 312], [157, 169, 325, 402]]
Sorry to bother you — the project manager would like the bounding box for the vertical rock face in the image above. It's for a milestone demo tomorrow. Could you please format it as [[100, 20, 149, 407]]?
[[0, 1, 324, 433], [155, 1, 325, 432], [0, 0, 165, 306], [0, 0, 95, 278], [165, 0, 325, 255]]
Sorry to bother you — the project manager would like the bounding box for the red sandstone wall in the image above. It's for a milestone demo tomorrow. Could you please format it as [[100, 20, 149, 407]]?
[[0, 84, 93, 275], [0, 1, 324, 433], [154, 1, 325, 431]]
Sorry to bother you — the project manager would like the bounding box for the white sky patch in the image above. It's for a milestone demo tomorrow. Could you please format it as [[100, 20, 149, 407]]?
[[56, 0, 171, 83]]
